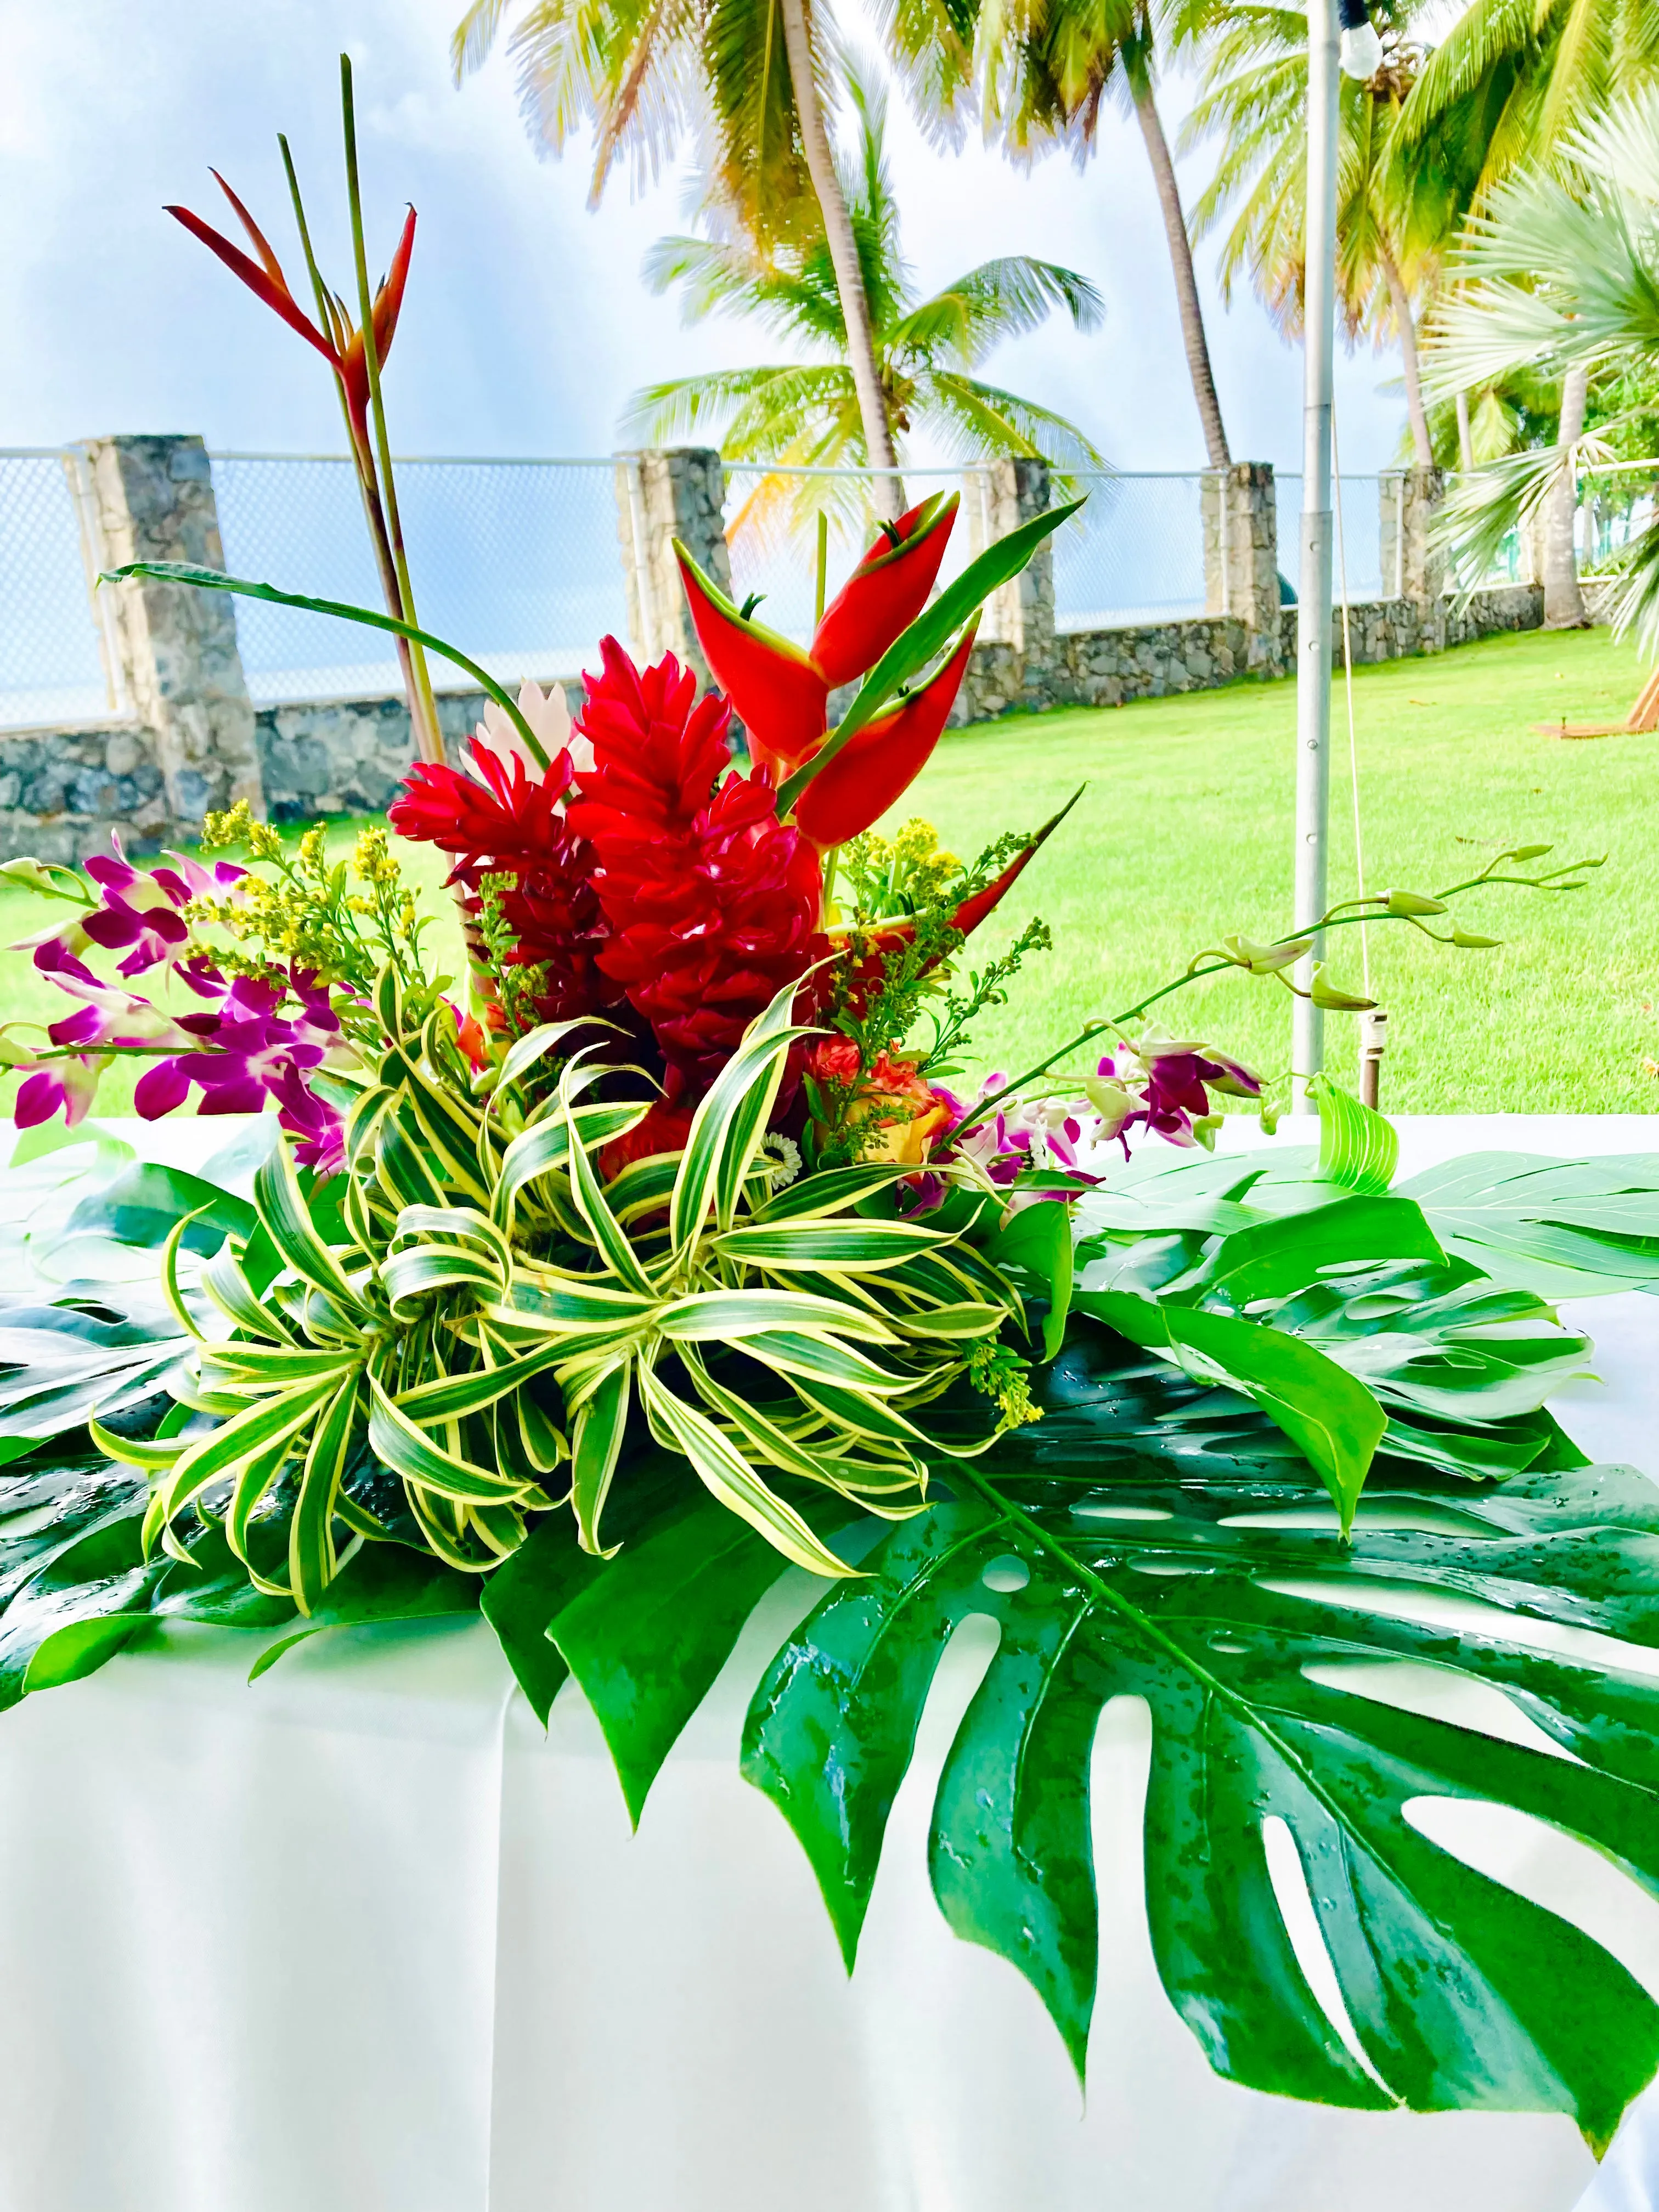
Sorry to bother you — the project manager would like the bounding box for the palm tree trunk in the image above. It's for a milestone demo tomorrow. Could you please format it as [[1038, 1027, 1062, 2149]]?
[[777, 0, 902, 519], [1130, 77, 1231, 472], [1378, 245, 1433, 469], [1543, 362, 1589, 628], [1454, 390, 1474, 471]]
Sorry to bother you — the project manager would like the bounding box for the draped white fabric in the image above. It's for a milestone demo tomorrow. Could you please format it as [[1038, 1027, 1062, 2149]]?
[[0, 1114, 1655, 2212]]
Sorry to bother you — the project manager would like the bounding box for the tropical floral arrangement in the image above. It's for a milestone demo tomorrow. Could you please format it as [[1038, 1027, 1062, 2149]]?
[[5, 63, 1659, 2153]]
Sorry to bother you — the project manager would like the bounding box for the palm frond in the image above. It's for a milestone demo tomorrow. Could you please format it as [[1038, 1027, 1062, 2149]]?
[[451, 0, 513, 81], [890, 257, 1105, 370], [922, 370, 1109, 471]]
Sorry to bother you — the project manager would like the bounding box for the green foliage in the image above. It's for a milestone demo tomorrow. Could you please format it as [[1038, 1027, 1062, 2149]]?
[[624, 60, 1106, 487], [1427, 88, 1659, 652], [8, 1077, 1659, 2131]]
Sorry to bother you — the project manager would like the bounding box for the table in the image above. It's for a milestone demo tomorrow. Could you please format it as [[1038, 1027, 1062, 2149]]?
[[1, 1115, 1657, 2212]]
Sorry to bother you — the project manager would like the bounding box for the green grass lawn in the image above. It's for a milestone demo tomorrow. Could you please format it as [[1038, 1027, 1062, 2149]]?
[[2, 623, 1654, 1120]]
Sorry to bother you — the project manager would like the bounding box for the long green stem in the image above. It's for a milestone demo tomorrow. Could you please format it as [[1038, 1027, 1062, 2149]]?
[[950, 854, 1598, 1141], [340, 56, 444, 769], [280, 132, 425, 755]]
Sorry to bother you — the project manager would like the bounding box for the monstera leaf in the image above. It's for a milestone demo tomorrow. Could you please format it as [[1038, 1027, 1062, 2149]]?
[[1397, 1153, 1659, 1300], [479, 1322, 1659, 2143], [6, 1093, 1659, 2138]]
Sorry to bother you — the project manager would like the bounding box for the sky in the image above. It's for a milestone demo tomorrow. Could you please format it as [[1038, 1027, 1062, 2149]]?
[[0, 0, 1420, 475]]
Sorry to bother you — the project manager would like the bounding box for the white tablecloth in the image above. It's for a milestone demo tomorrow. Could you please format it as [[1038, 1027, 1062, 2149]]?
[[1, 1114, 1657, 2212]]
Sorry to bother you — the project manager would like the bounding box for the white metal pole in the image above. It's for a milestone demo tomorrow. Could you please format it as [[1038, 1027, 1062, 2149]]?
[[1291, 0, 1341, 1111]]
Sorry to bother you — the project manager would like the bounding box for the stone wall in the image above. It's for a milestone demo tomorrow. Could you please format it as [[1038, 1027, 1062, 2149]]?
[[0, 437, 1552, 862], [257, 683, 587, 823]]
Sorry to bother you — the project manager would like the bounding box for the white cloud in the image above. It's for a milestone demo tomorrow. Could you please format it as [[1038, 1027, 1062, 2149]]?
[[0, 0, 1411, 470]]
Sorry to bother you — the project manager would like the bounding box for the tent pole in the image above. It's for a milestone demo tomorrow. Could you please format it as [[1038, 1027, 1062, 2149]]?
[[1291, 0, 1341, 1111]]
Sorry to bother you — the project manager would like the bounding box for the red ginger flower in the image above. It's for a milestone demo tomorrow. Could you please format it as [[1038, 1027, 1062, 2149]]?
[[389, 738, 613, 1026], [567, 639, 824, 1101]]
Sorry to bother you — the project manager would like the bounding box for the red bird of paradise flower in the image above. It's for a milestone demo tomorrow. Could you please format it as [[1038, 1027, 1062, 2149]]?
[[166, 171, 415, 455]]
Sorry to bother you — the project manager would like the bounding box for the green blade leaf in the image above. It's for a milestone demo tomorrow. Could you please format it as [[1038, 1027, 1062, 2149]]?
[[102, 562, 551, 768], [984, 1200, 1074, 1359], [1080, 1290, 1387, 1530], [64, 1164, 256, 1254]]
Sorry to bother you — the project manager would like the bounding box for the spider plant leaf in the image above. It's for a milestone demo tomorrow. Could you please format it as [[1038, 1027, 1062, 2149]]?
[[365, 1379, 534, 1503], [670, 975, 817, 1252], [653, 1288, 897, 1346], [713, 1220, 948, 1271], [637, 1363, 858, 1579], [254, 1140, 371, 1321], [289, 1373, 363, 1613], [748, 1163, 911, 1223], [571, 1361, 631, 1558], [201, 1239, 296, 1344]]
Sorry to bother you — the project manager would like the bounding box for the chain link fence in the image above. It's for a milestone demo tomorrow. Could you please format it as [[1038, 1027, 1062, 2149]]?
[[1276, 473, 1387, 605], [212, 455, 629, 704], [1053, 472, 1208, 629], [3, 449, 1623, 735], [0, 452, 122, 730]]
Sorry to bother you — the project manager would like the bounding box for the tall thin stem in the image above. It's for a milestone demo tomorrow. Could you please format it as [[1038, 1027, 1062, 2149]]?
[[280, 134, 425, 733], [340, 55, 447, 765]]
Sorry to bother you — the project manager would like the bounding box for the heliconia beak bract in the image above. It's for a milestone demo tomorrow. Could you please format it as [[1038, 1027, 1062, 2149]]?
[[672, 541, 829, 777], [793, 620, 979, 849], [166, 178, 417, 447], [810, 493, 959, 689]]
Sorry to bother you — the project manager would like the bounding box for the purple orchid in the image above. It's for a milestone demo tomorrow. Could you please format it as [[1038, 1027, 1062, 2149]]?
[[1107, 1032, 1263, 1149], [14, 1056, 111, 1130], [24, 835, 244, 983]]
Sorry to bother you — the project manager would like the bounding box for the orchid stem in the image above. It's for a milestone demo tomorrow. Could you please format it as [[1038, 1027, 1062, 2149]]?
[[340, 54, 444, 770]]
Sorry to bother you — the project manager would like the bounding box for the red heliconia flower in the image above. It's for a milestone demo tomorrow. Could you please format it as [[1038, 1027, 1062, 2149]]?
[[390, 739, 613, 1026], [811, 492, 958, 687], [166, 171, 414, 450], [567, 639, 825, 1101], [674, 493, 960, 783], [792, 621, 978, 851]]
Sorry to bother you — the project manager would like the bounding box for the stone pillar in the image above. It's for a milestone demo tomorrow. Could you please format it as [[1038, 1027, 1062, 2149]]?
[[1380, 467, 1446, 645], [78, 435, 263, 825], [1202, 463, 1281, 645], [613, 448, 732, 689], [972, 458, 1056, 659]]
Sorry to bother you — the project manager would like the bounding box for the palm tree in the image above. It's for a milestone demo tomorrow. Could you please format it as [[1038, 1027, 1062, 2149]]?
[[623, 64, 1107, 519], [1182, 15, 1465, 471], [1402, 0, 1659, 622], [1427, 87, 1659, 661], [450, 0, 906, 510], [882, 0, 1235, 472]]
